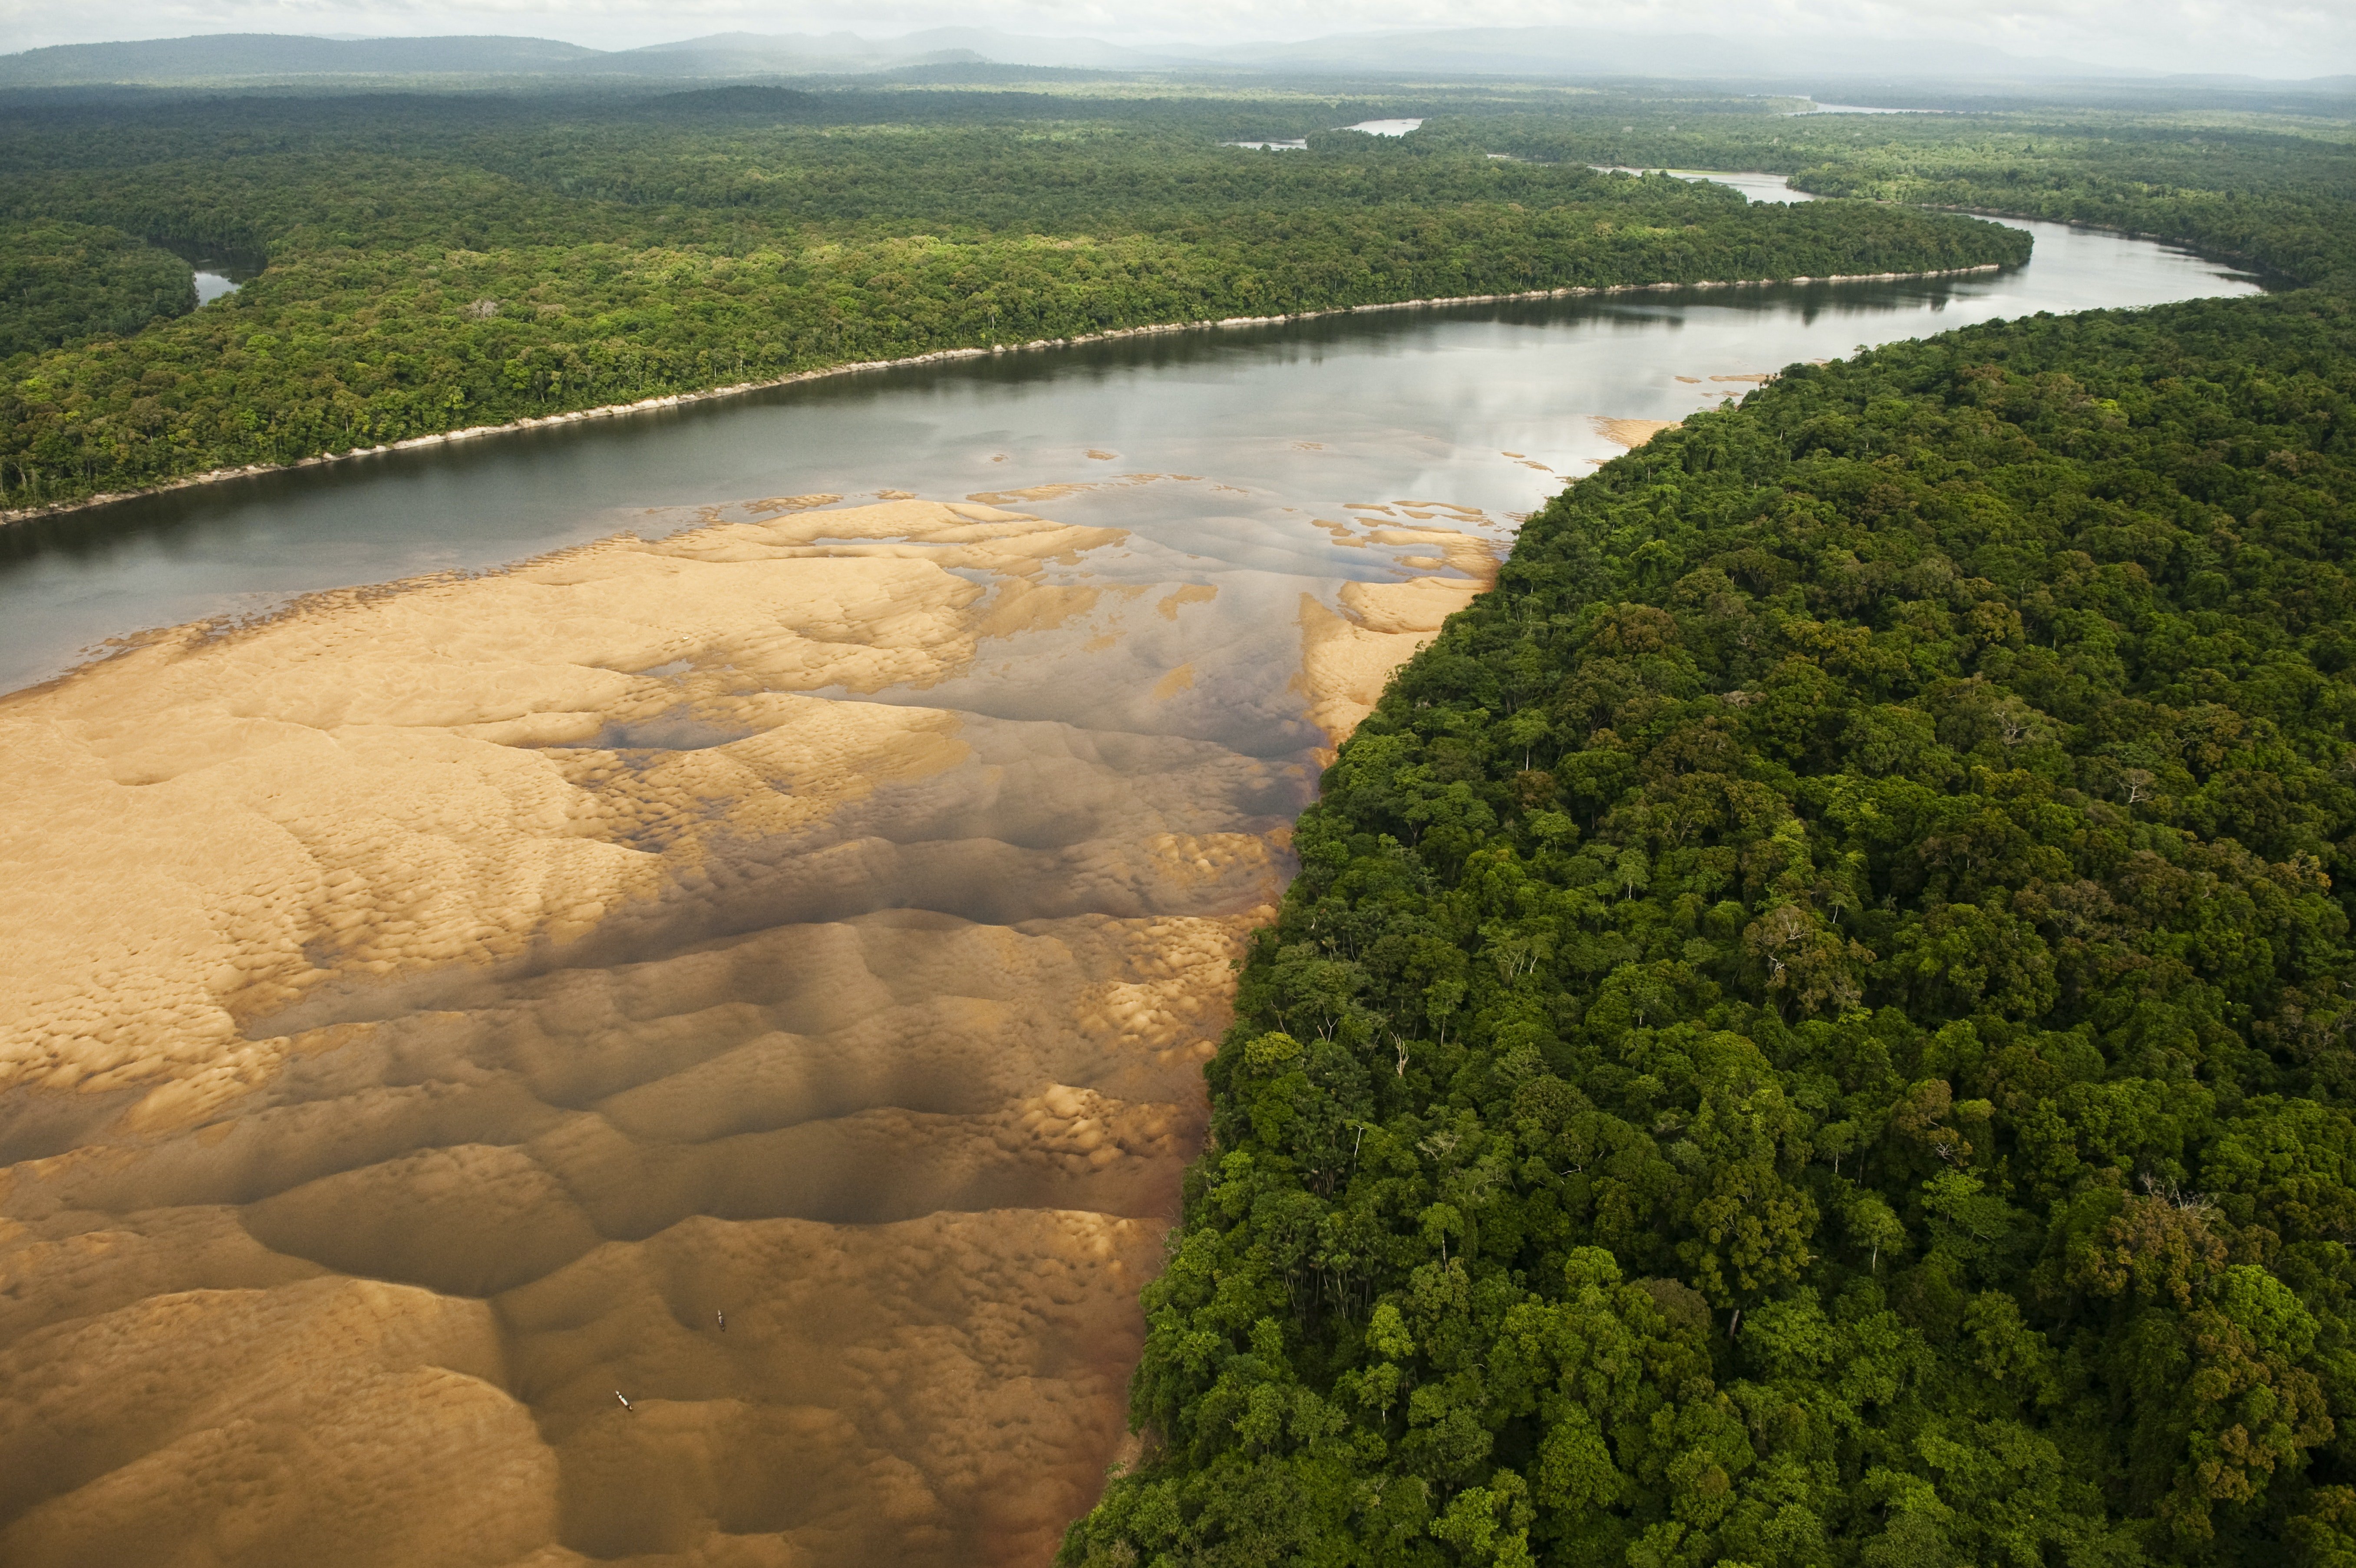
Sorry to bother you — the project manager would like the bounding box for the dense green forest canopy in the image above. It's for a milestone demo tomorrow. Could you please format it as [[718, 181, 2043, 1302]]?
[[0, 218, 191, 357], [4, 78, 2348, 515], [0, 81, 2031, 511], [1063, 286, 2356, 1568], [1448, 112, 2356, 290]]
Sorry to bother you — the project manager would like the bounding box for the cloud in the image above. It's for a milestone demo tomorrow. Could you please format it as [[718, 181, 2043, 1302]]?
[[0, 0, 2346, 77]]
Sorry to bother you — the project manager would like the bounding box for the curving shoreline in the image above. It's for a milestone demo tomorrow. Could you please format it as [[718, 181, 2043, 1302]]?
[[0, 263, 2004, 528]]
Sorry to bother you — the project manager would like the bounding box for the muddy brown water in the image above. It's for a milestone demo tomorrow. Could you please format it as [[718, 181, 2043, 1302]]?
[[0, 192, 2263, 1567]]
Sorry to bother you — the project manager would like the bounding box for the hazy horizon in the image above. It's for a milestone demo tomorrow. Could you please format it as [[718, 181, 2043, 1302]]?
[[1, 2, 2349, 83]]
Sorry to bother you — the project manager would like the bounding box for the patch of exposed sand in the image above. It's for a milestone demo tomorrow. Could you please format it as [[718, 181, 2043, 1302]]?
[[1592, 416, 1683, 447], [0, 1277, 557, 1568], [1363, 527, 1501, 581], [964, 474, 1166, 508], [0, 482, 1500, 1568], [1156, 584, 1218, 620], [0, 502, 1113, 1105], [1294, 523, 1502, 746], [746, 493, 843, 515], [1, 901, 1260, 1568]]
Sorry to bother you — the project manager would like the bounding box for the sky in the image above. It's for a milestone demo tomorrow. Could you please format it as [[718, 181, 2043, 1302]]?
[[1, 0, 2348, 79]]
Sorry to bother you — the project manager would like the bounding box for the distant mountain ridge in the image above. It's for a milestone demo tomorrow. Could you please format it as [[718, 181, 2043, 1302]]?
[[0, 33, 602, 84], [0, 26, 2346, 89], [0, 30, 997, 85]]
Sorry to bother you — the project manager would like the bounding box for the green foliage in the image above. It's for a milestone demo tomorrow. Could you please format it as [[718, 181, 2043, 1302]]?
[[0, 87, 2028, 509], [0, 219, 192, 357], [1063, 290, 2356, 1566], [1449, 112, 2356, 289]]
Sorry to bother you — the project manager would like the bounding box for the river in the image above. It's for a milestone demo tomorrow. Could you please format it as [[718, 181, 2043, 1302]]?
[[0, 200, 2259, 697], [0, 186, 2263, 1568]]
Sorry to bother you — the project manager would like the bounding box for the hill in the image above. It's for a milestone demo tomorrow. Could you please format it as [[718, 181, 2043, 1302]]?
[[0, 34, 600, 86], [4, 29, 2348, 93]]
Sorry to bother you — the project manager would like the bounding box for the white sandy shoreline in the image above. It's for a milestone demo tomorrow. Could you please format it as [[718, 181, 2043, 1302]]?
[[1, 262, 2002, 527]]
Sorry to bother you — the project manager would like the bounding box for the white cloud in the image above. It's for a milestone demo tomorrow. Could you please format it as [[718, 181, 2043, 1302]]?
[[0, 0, 2346, 77]]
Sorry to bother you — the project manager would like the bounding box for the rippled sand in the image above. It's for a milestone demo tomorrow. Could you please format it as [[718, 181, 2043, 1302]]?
[[0, 493, 1496, 1565], [1591, 415, 1684, 447]]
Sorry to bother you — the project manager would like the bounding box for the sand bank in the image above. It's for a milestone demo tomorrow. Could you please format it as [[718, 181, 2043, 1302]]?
[[0, 490, 1493, 1566], [1593, 415, 1686, 448], [0, 501, 1123, 1106], [1296, 523, 1503, 746]]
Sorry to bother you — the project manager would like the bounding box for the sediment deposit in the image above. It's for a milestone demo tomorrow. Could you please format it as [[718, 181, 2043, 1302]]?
[[1591, 415, 1685, 447], [0, 492, 1498, 1566]]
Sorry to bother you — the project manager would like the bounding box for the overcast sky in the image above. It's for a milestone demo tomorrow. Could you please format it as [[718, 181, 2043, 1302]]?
[[2, 0, 2348, 79]]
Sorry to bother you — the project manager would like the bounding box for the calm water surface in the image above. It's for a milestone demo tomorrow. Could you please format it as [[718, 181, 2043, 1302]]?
[[0, 185, 2261, 695]]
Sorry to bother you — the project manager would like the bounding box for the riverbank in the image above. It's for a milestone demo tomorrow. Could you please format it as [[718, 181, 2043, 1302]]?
[[0, 263, 2003, 529]]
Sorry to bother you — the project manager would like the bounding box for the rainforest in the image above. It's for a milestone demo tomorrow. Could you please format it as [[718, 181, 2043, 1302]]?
[[0, 86, 2038, 511], [1064, 275, 2356, 1568], [4, 43, 2356, 1568], [1046, 85, 2356, 1568]]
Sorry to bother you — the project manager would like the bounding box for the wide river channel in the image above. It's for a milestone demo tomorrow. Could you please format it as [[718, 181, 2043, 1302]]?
[[0, 191, 2263, 695], [0, 185, 2263, 1568]]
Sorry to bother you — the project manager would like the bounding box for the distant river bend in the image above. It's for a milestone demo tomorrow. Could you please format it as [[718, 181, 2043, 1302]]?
[[0, 186, 2263, 1567]]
